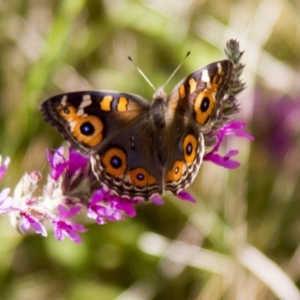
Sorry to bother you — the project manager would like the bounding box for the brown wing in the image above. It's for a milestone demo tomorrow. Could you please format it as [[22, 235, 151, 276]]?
[[40, 90, 150, 155], [163, 60, 234, 195]]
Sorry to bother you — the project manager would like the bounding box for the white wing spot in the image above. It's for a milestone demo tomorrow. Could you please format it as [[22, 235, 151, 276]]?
[[201, 69, 210, 83], [201, 69, 211, 88], [81, 94, 92, 107], [77, 108, 87, 116], [61, 95, 68, 106], [77, 94, 92, 116], [217, 62, 222, 74]]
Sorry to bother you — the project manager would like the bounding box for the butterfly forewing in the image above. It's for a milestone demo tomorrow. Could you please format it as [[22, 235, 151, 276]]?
[[168, 60, 234, 132], [41, 91, 150, 155]]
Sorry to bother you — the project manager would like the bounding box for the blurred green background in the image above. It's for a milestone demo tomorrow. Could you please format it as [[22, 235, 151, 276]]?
[[0, 0, 300, 299]]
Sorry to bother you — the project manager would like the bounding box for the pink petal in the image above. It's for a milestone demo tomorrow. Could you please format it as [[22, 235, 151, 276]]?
[[177, 191, 197, 203], [57, 205, 82, 218], [150, 195, 164, 205]]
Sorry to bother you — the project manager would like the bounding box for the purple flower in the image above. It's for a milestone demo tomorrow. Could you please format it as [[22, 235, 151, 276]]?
[[57, 204, 82, 218], [206, 150, 241, 169], [51, 205, 87, 243], [150, 194, 164, 205], [47, 146, 89, 182], [88, 188, 138, 224], [0, 156, 10, 181], [19, 212, 47, 237], [47, 147, 69, 181], [4, 170, 49, 236], [177, 190, 197, 203], [46, 147, 91, 196], [66, 148, 89, 177], [204, 121, 254, 169]]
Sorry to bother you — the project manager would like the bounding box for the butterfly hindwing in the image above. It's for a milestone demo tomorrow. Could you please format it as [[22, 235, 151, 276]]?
[[91, 114, 165, 199], [163, 116, 205, 195]]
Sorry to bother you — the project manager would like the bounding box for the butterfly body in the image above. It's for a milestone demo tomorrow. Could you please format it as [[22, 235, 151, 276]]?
[[41, 60, 234, 200]]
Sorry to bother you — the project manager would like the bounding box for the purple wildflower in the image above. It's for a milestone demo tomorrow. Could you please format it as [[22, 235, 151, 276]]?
[[52, 205, 87, 243], [57, 204, 82, 218], [88, 188, 138, 224], [150, 194, 165, 205], [47, 146, 89, 182], [46, 147, 91, 197], [6, 171, 49, 236], [176, 190, 197, 203], [19, 212, 47, 237], [204, 121, 254, 169], [47, 147, 68, 181], [66, 148, 89, 177]]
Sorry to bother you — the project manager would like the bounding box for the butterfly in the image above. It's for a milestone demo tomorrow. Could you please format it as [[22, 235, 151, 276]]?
[[40, 59, 234, 201]]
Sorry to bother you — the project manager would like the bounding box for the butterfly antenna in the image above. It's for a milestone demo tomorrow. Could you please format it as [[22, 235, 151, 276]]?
[[163, 51, 191, 88], [128, 56, 156, 91]]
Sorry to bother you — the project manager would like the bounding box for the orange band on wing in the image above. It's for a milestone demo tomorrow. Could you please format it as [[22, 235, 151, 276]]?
[[102, 148, 127, 177], [129, 167, 157, 188], [58, 105, 103, 146], [100, 96, 113, 111], [183, 134, 198, 164], [188, 78, 197, 94], [179, 84, 186, 99], [117, 97, 128, 112], [166, 160, 185, 182], [193, 91, 215, 125]]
